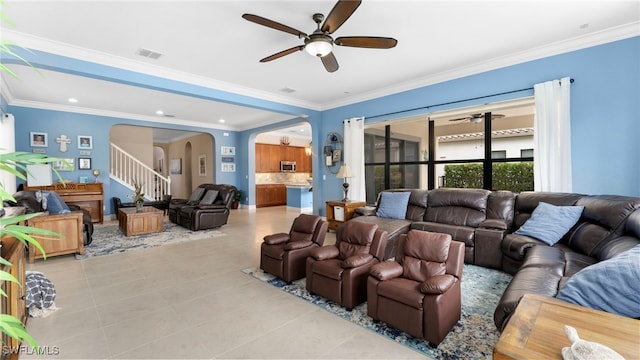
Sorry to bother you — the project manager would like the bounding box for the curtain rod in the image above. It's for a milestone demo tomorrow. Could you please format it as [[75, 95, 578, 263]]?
[[366, 78, 574, 121]]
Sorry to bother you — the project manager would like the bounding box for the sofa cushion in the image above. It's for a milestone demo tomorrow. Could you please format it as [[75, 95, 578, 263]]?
[[199, 190, 219, 205], [514, 202, 584, 245], [376, 191, 411, 220], [45, 191, 71, 214], [556, 245, 640, 318], [187, 187, 206, 203]]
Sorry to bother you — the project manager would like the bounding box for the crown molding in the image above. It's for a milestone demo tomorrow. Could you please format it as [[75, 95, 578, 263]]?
[[2, 29, 322, 112], [323, 21, 640, 110]]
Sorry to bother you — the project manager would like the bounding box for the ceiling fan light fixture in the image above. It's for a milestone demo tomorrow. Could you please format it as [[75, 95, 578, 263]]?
[[304, 35, 333, 57]]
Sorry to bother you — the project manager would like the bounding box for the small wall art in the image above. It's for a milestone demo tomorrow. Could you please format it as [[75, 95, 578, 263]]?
[[198, 154, 207, 176], [221, 163, 236, 172], [52, 158, 74, 172], [30, 132, 48, 147], [78, 135, 93, 149], [221, 146, 236, 156], [170, 158, 182, 174], [78, 157, 92, 170]]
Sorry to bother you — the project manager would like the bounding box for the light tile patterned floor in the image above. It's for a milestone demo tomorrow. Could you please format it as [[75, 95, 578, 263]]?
[[23, 207, 425, 359]]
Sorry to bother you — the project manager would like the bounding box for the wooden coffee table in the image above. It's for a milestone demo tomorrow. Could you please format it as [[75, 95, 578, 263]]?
[[118, 207, 164, 236], [494, 294, 640, 360]]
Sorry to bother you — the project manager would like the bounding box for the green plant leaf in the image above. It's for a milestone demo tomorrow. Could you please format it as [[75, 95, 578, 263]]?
[[0, 314, 39, 349]]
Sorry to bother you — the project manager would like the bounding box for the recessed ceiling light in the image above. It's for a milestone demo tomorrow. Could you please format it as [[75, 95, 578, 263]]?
[[156, 110, 164, 115], [68, 98, 78, 103], [219, 119, 225, 123], [299, 129, 305, 132]]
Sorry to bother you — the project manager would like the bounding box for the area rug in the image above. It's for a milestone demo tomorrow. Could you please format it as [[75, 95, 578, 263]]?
[[76, 221, 225, 259], [243, 264, 512, 359]]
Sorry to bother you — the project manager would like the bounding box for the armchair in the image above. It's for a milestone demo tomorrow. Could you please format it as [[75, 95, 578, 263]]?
[[367, 230, 465, 346], [169, 184, 237, 230], [306, 221, 388, 310], [260, 214, 328, 283]]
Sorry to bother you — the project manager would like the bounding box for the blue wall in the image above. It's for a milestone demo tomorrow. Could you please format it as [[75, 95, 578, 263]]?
[[319, 36, 640, 199], [7, 36, 640, 218]]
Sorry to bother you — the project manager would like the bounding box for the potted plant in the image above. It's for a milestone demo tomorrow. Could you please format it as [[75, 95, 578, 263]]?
[[232, 190, 243, 209]]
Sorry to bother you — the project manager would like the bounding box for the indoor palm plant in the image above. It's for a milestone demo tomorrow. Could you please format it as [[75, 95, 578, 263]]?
[[0, 0, 51, 349]]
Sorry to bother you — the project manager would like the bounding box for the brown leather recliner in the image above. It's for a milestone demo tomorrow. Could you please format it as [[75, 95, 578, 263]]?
[[367, 230, 465, 346], [260, 214, 328, 283], [306, 221, 388, 310]]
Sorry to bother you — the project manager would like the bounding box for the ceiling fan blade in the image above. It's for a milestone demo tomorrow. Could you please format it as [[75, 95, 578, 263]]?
[[449, 117, 471, 122], [335, 36, 398, 49], [321, 0, 361, 34], [260, 45, 305, 62], [242, 14, 307, 38], [321, 52, 339, 73]]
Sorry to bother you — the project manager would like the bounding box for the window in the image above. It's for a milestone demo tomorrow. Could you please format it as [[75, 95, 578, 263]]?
[[491, 150, 507, 159], [521, 148, 534, 158]]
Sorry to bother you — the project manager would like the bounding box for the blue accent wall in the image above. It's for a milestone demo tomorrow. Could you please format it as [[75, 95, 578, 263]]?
[[7, 36, 640, 219]]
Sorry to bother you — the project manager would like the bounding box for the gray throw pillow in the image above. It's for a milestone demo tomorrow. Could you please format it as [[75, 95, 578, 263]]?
[[187, 188, 206, 203], [199, 190, 219, 205]]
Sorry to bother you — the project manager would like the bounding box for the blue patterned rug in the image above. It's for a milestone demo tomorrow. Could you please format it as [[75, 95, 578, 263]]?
[[243, 264, 512, 359], [76, 221, 225, 259]]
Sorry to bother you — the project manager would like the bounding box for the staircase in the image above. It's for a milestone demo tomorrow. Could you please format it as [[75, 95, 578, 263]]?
[[110, 143, 170, 200]]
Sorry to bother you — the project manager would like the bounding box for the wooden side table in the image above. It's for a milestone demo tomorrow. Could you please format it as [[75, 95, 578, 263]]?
[[493, 294, 640, 360], [28, 211, 84, 263], [325, 200, 366, 231]]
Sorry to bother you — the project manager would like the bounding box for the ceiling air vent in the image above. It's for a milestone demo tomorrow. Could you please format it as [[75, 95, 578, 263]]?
[[136, 48, 163, 60], [279, 87, 296, 93]]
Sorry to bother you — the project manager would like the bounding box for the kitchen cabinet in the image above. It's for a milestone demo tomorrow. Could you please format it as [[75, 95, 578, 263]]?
[[255, 143, 312, 173], [256, 184, 287, 207]]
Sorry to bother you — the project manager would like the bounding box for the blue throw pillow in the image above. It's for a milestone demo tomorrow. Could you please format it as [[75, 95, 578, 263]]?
[[556, 245, 640, 318], [376, 192, 411, 220], [514, 202, 584, 245], [45, 191, 71, 214]]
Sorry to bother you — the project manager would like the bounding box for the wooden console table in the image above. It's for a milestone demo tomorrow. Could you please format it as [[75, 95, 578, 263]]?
[[494, 294, 640, 360], [25, 182, 104, 223], [325, 200, 366, 231]]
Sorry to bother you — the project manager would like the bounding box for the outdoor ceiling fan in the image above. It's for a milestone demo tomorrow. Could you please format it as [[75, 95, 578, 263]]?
[[449, 113, 505, 124], [242, 0, 398, 73]]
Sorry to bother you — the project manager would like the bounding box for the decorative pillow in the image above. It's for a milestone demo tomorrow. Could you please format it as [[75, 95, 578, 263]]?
[[514, 202, 584, 245], [187, 187, 206, 204], [45, 192, 71, 214], [556, 245, 640, 318], [199, 190, 219, 205], [376, 192, 411, 220]]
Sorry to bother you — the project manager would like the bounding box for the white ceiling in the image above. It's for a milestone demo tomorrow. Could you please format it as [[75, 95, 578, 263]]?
[[2, 1, 639, 137]]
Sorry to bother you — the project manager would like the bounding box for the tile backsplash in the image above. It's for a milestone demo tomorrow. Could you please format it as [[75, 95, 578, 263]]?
[[256, 172, 312, 184]]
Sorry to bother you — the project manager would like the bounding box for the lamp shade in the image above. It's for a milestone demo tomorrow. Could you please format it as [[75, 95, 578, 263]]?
[[336, 164, 353, 179], [305, 36, 333, 57], [26, 164, 53, 187]]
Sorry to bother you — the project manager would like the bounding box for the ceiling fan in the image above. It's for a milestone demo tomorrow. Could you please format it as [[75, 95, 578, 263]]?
[[242, 0, 397, 73], [449, 113, 505, 124]]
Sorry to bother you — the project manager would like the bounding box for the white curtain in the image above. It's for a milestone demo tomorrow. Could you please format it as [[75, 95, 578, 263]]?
[[343, 117, 365, 202], [533, 77, 572, 192], [0, 113, 16, 193]]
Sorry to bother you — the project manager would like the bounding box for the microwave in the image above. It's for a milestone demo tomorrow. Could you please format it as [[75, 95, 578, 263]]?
[[280, 161, 296, 172]]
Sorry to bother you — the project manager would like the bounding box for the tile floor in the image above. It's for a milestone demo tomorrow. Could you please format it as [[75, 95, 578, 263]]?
[[23, 207, 425, 359]]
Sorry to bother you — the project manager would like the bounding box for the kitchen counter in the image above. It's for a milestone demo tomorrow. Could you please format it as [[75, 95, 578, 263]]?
[[286, 184, 313, 213]]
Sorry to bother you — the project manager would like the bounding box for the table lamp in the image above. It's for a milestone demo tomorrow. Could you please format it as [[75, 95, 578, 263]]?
[[336, 164, 353, 202], [26, 164, 53, 210], [92, 169, 101, 183]]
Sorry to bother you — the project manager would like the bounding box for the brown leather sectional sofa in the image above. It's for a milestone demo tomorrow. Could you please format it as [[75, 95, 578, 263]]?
[[351, 188, 640, 330]]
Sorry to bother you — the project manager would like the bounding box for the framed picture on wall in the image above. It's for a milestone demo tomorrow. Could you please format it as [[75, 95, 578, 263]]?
[[170, 158, 182, 174], [78, 157, 92, 170], [221, 163, 235, 172], [78, 135, 93, 149], [52, 158, 74, 171], [221, 146, 235, 155], [198, 154, 207, 176], [30, 132, 48, 147]]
